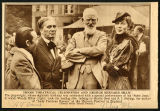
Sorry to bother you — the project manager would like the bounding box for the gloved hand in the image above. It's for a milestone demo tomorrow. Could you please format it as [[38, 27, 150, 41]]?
[[103, 63, 119, 78], [103, 62, 112, 71]]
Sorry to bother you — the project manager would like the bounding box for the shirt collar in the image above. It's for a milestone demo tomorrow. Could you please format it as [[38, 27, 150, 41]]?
[[41, 35, 58, 46], [137, 33, 143, 41], [41, 35, 50, 44]]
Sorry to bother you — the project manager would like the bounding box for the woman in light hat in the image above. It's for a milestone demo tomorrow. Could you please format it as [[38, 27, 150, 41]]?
[[103, 12, 138, 89]]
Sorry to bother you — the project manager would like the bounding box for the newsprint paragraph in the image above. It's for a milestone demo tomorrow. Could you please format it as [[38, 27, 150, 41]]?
[[2, 2, 158, 109]]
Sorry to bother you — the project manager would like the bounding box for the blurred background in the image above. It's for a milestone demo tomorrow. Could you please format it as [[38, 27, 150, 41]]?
[[5, 3, 150, 45]]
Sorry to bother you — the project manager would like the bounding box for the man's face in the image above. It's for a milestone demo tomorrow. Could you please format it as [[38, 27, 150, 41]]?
[[27, 31, 37, 53], [83, 15, 97, 35], [115, 19, 128, 35], [40, 19, 56, 41]]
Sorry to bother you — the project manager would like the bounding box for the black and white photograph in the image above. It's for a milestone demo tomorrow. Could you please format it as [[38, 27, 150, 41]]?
[[2, 2, 158, 108]]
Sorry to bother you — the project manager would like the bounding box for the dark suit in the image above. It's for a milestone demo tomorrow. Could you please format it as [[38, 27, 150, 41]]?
[[33, 37, 61, 89], [137, 34, 150, 89]]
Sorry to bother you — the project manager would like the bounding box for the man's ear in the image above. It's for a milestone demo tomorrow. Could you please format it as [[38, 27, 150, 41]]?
[[81, 18, 84, 22], [40, 28, 42, 34], [26, 40, 31, 47]]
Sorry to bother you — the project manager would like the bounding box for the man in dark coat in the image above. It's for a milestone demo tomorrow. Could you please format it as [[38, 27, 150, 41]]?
[[133, 25, 150, 89], [32, 17, 62, 89]]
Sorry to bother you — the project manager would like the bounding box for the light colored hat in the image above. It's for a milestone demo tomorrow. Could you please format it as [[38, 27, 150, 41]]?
[[83, 8, 98, 19]]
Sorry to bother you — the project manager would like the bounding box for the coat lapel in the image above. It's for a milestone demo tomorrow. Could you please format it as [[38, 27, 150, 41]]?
[[39, 38, 54, 62], [17, 50, 41, 79], [83, 30, 101, 47], [76, 32, 85, 48], [91, 30, 101, 46]]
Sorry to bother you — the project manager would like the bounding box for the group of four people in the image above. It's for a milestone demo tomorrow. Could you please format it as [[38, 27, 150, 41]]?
[[5, 8, 149, 89]]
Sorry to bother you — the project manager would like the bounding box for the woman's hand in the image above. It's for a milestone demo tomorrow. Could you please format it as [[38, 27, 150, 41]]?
[[103, 63, 119, 78]]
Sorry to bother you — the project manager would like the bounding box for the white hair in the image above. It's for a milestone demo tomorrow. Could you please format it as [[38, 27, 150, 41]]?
[[83, 8, 98, 19]]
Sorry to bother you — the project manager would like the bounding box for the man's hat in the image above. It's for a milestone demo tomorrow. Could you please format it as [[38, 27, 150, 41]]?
[[112, 12, 130, 23]]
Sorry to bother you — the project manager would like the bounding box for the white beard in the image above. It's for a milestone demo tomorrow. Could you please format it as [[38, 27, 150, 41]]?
[[84, 26, 96, 35]]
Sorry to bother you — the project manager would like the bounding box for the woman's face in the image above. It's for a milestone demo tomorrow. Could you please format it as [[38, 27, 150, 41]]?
[[114, 19, 128, 34]]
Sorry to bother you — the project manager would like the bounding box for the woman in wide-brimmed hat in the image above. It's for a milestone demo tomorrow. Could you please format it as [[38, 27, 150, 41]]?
[[103, 12, 138, 89]]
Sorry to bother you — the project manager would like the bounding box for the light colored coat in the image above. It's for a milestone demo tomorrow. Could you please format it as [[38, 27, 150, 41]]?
[[5, 48, 41, 89], [65, 30, 108, 89]]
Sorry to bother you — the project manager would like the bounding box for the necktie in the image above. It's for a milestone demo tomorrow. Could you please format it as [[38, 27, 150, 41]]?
[[84, 34, 93, 47], [48, 41, 56, 59], [48, 41, 56, 50], [87, 34, 93, 38]]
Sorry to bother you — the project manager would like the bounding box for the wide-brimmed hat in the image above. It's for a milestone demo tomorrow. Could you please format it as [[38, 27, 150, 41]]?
[[112, 12, 130, 23]]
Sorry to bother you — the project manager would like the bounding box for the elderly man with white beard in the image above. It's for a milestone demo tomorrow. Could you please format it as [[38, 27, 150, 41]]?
[[64, 8, 108, 89]]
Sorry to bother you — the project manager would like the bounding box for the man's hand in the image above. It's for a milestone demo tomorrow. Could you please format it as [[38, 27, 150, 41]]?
[[65, 48, 81, 58]]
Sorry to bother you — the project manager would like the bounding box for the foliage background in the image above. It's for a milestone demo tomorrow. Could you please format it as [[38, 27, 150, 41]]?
[[5, 5, 32, 34]]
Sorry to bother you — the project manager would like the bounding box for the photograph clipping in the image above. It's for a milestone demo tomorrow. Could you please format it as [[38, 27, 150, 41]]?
[[2, 2, 158, 109]]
